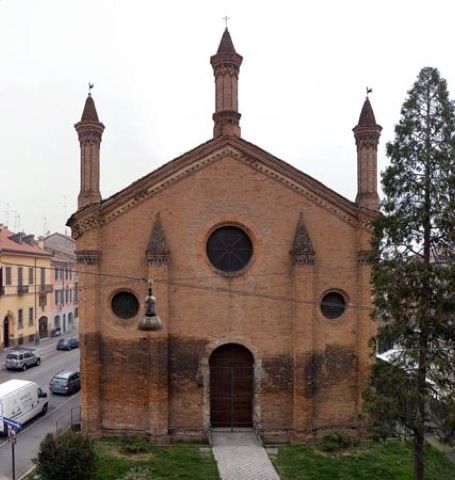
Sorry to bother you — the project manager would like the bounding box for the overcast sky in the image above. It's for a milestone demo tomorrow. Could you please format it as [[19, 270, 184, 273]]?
[[1, 0, 455, 236]]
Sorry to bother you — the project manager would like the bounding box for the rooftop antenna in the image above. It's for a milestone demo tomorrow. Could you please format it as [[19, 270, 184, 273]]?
[[4, 203, 10, 227], [43, 217, 48, 237], [12, 210, 18, 232], [63, 195, 69, 235]]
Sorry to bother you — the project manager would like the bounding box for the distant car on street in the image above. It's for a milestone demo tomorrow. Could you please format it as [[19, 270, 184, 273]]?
[[49, 370, 81, 395], [5, 348, 41, 371], [56, 337, 79, 351], [50, 327, 62, 337]]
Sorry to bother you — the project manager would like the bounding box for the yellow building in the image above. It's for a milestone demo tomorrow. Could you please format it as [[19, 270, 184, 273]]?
[[0, 226, 53, 349]]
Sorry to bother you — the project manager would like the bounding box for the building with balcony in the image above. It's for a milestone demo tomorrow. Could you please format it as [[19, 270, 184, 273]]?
[[0, 226, 53, 349], [43, 233, 78, 334]]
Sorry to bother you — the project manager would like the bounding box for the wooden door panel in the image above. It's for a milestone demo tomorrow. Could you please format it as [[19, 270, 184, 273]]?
[[210, 346, 254, 428]]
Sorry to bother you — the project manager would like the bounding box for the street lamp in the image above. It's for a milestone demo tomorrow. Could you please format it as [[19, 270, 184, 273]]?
[[138, 279, 162, 332]]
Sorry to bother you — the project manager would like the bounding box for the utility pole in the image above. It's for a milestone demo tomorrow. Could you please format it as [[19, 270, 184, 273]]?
[[7, 426, 17, 480]]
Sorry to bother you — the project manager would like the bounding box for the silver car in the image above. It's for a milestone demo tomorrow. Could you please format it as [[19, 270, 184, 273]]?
[[5, 348, 41, 371], [49, 370, 81, 395]]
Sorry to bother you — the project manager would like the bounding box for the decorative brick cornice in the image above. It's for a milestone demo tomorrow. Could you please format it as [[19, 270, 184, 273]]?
[[101, 146, 243, 227], [76, 250, 101, 265], [70, 212, 101, 240], [147, 254, 169, 266], [353, 125, 381, 151], [71, 138, 369, 238], [74, 122, 105, 145], [292, 254, 315, 266]]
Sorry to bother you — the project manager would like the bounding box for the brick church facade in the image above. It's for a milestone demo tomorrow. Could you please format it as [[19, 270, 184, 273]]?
[[68, 28, 381, 443]]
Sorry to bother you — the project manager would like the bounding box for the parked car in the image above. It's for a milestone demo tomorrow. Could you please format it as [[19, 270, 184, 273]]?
[[5, 348, 41, 371], [49, 371, 81, 395], [50, 327, 62, 337], [56, 337, 79, 351]]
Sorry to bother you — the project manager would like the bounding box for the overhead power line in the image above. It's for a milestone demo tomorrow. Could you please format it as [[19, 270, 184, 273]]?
[[1, 261, 375, 312]]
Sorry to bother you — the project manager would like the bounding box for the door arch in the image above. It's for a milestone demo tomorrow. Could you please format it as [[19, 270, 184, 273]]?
[[3, 316, 10, 348], [38, 316, 48, 338], [209, 343, 254, 429]]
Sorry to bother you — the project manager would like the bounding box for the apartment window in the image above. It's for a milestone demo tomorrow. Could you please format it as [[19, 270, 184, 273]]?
[[40, 267, 45, 286], [75, 307, 79, 318], [55, 290, 60, 305], [65, 289, 68, 304], [18, 309, 23, 329], [29, 307, 34, 326], [74, 284, 79, 302], [18, 267, 23, 286], [54, 266, 58, 281], [69, 268, 73, 280], [69, 289, 72, 303], [29, 267, 34, 285], [5, 267, 12, 285], [65, 268, 69, 280]]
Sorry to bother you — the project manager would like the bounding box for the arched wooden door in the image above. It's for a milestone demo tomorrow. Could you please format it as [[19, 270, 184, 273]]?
[[39, 317, 48, 338], [209, 344, 254, 429], [3, 317, 9, 348]]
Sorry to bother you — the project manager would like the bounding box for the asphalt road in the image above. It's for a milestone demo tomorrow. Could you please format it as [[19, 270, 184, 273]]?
[[0, 336, 80, 480]]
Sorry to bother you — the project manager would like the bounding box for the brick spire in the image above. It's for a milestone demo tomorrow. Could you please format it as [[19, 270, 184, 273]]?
[[290, 212, 315, 265], [353, 96, 382, 210], [81, 95, 100, 122], [357, 97, 377, 126], [75, 94, 105, 209], [146, 213, 170, 265], [210, 28, 243, 137]]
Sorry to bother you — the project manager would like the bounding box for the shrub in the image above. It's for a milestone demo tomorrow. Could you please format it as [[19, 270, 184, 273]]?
[[33, 430, 96, 480], [120, 435, 150, 454], [318, 431, 351, 452]]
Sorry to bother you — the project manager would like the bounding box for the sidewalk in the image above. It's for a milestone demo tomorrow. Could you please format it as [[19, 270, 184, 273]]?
[[426, 436, 455, 465]]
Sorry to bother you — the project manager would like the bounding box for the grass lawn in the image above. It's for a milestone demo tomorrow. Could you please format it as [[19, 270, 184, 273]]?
[[93, 439, 219, 480], [272, 439, 455, 480]]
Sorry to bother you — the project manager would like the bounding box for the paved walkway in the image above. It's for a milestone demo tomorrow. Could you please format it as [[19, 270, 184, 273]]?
[[212, 430, 281, 480]]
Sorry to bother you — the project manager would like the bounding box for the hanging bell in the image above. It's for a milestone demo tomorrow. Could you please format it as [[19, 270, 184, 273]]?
[[138, 284, 163, 332]]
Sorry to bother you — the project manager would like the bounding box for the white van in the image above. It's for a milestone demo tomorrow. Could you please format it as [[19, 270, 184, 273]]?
[[0, 379, 48, 433]]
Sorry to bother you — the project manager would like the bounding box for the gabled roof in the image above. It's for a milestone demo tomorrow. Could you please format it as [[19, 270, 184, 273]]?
[[69, 135, 367, 235], [0, 228, 51, 257]]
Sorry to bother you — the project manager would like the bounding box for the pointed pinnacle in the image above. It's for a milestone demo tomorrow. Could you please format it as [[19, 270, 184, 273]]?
[[147, 212, 169, 255], [357, 97, 377, 127], [291, 212, 314, 255], [81, 95, 100, 123]]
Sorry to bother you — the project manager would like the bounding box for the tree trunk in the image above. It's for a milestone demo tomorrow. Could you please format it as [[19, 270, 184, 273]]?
[[414, 95, 433, 480]]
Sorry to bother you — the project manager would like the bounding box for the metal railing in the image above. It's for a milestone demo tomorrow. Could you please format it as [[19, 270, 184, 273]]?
[[39, 284, 54, 293], [17, 285, 29, 295]]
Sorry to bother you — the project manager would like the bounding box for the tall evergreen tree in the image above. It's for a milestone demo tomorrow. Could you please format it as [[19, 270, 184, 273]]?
[[365, 67, 455, 480]]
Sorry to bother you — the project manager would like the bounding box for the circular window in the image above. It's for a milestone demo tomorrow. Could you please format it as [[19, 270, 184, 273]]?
[[111, 291, 140, 319], [321, 292, 346, 319], [207, 226, 253, 273]]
